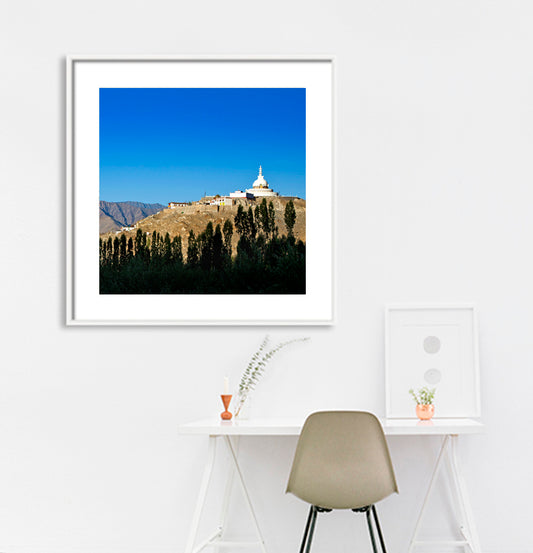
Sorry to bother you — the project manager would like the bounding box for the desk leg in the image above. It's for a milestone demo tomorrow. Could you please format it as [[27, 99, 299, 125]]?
[[407, 435, 449, 553], [185, 436, 218, 553], [407, 434, 481, 553], [223, 436, 267, 553], [215, 436, 239, 553], [448, 435, 482, 553], [184, 435, 267, 553]]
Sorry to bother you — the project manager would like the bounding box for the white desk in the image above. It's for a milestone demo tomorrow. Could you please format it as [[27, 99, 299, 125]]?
[[179, 417, 484, 553]]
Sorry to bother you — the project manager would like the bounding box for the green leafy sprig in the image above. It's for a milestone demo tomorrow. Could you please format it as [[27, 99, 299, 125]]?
[[408, 386, 436, 405], [235, 335, 309, 417]]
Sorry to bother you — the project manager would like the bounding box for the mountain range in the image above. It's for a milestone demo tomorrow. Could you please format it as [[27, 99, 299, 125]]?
[[99, 201, 165, 233]]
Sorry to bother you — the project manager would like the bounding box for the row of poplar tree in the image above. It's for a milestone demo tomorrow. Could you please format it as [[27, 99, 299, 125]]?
[[99, 198, 304, 294]]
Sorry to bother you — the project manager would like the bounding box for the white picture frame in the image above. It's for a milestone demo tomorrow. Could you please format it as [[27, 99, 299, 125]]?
[[385, 304, 480, 419], [66, 55, 335, 325]]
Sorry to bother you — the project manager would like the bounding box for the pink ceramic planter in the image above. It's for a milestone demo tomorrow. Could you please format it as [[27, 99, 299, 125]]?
[[416, 404, 435, 421]]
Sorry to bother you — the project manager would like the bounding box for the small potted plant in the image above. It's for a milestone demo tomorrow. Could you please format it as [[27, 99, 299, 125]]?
[[409, 386, 436, 420]]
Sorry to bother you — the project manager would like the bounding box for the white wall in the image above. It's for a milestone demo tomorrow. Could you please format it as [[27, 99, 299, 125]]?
[[2, 1, 533, 552]]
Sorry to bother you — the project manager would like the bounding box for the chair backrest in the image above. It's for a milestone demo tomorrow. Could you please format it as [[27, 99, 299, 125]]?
[[286, 411, 398, 510]]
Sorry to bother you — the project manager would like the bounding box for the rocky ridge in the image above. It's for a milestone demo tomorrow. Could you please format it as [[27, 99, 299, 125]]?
[[100, 197, 306, 256]]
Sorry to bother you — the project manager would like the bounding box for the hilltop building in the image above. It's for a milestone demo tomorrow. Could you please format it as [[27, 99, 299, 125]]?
[[188, 166, 282, 207], [229, 190, 254, 199], [245, 165, 279, 198], [228, 166, 279, 200], [210, 196, 234, 206]]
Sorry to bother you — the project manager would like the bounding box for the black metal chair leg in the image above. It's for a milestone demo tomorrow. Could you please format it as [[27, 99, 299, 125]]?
[[304, 506, 318, 553], [371, 505, 388, 553], [299, 506, 314, 553], [365, 508, 378, 553]]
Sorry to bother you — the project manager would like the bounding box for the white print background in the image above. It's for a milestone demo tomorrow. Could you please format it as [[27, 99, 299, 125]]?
[[72, 60, 332, 324]]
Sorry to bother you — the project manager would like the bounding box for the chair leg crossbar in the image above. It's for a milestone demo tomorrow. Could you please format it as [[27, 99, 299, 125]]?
[[298, 505, 388, 553]]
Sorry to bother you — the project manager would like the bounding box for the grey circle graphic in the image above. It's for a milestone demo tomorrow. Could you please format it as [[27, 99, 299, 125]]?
[[424, 368, 442, 385], [423, 336, 441, 354]]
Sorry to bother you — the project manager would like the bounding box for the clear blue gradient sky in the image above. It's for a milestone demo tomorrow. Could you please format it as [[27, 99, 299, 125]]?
[[99, 88, 306, 204]]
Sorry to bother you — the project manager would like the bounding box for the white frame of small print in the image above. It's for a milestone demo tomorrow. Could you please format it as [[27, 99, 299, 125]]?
[[66, 55, 335, 325], [385, 304, 480, 419]]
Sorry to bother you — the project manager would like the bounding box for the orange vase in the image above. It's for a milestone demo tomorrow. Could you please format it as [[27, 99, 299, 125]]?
[[220, 394, 233, 420], [416, 404, 435, 421]]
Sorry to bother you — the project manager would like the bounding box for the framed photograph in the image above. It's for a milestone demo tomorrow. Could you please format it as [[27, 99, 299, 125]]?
[[66, 56, 334, 325], [385, 304, 480, 418]]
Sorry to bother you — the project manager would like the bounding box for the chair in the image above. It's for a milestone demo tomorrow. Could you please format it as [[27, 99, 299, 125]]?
[[286, 411, 398, 553]]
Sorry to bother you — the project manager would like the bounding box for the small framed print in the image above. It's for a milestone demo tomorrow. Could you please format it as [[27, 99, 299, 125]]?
[[385, 304, 480, 418]]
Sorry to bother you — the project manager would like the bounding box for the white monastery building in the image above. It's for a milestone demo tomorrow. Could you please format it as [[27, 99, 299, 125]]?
[[229, 191, 254, 199]]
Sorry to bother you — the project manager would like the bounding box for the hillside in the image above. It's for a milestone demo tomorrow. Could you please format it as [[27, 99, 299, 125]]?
[[99, 201, 165, 233], [100, 197, 305, 257]]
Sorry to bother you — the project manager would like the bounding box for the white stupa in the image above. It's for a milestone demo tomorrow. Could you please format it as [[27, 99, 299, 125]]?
[[245, 165, 279, 198]]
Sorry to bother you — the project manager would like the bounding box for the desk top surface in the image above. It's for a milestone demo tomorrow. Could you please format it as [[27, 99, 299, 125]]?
[[179, 417, 484, 436]]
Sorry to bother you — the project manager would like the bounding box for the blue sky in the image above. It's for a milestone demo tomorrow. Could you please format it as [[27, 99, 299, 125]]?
[[99, 88, 306, 204]]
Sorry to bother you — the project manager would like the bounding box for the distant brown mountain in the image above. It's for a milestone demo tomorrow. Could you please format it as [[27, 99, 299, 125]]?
[[99, 201, 165, 233]]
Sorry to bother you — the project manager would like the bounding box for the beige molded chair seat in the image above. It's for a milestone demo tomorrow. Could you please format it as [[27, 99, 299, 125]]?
[[286, 411, 398, 553]]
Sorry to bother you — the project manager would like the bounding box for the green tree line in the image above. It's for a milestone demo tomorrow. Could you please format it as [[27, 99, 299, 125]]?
[[100, 199, 305, 294]]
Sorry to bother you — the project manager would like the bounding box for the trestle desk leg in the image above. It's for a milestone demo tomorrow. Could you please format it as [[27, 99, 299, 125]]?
[[444, 438, 470, 551], [448, 435, 482, 553], [407, 435, 449, 553], [224, 435, 267, 553], [214, 436, 239, 553], [185, 436, 218, 553]]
